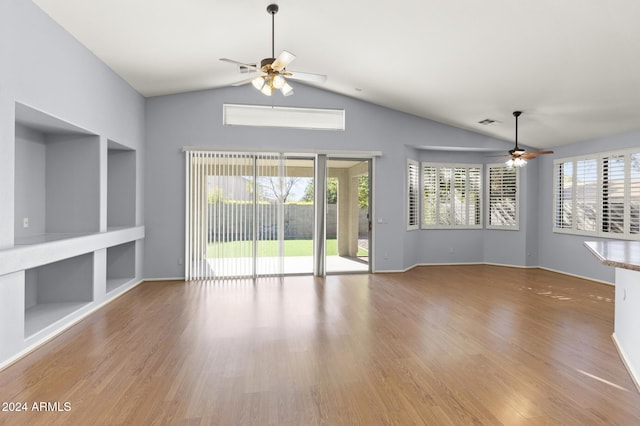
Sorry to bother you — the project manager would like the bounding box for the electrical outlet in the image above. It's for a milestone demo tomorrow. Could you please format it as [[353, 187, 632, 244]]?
[[23, 217, 29, 228]]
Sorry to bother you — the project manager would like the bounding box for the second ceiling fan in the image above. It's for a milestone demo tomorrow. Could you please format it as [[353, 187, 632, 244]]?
[[220, 4, 327, 97]]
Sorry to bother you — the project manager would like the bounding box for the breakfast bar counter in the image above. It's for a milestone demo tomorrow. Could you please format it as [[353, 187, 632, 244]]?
[[585, 240, 640, 391]]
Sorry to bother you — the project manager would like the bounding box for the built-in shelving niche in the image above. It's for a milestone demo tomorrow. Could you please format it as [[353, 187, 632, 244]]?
[[108, 140, 136, 229], [106, 241, 136, 293], [24, 253, 94, 338], [14, 103, 100, 245]]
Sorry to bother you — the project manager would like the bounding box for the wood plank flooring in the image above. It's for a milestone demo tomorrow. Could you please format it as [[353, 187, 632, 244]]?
[[1, 265, 640, 425]]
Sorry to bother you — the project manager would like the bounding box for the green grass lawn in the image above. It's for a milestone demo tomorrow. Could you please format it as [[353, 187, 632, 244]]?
[[207, 239, 367, 258]]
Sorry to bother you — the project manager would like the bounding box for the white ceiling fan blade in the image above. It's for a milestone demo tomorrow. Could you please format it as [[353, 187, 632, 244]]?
[[286, 71, 327, 84], [219, 58, 258, 71], [271, 51, 296, 71]]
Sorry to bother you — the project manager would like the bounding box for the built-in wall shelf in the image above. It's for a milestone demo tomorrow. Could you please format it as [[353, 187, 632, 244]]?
[[25, 303, 89, 338], [108, 140, 137, 228], [24, 253, 94, 338], [107, 241, 136, 293], [1, 102, 143, 371], [14, 103, 100, 244], [0, 227, 144, 277]]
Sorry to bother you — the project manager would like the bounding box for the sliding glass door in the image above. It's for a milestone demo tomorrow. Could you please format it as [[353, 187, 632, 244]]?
[[325, 158, 372, 274], [186, 151, 373, 279], [185, 151, 315, 279]]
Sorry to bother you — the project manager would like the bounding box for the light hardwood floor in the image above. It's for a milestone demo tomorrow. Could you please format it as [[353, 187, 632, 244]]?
[[1, 265, 640, 425]]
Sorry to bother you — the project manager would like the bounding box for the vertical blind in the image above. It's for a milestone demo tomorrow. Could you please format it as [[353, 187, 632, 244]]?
[[185, 151, 285, 280]]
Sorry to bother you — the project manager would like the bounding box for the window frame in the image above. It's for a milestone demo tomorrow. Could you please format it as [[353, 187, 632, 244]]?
[[420, 162, 483, 230], [553, 147, 640, 240], [486, 164, 520, 231]]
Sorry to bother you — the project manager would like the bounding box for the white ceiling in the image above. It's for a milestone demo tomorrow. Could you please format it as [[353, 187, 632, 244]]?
[[32, 0, 640, 149]]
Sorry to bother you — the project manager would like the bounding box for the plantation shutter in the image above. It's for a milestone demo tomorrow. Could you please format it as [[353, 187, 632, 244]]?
[[423, 165, 437, 226], [407, 159, 419, 230], [438, 167, 453, 225], [421, 163, 482, 229], [630, 152, 640, 235], [601, 154, 625, 234], [554, 161, 573, 230], [468, 167, 482, 226], [487, 165, 518, 229], [575, 159, 597, 232]]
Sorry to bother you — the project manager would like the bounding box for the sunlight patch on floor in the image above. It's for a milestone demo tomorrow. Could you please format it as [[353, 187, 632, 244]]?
[[576, 369, 629, 392]]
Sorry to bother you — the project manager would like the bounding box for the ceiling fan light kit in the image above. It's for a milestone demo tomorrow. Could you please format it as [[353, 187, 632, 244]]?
[[504, 111, 553, 169], [220, 4, 327, 97]]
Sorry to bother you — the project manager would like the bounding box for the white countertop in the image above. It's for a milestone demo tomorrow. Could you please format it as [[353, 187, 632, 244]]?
[[584, 240, 640, 272]]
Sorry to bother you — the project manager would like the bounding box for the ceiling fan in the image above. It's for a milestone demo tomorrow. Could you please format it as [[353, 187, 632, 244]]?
[[504, 111, 553, 168], [220, 4, 327, 97]]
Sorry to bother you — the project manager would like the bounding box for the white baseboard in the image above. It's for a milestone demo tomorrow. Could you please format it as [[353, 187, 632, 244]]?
[[537, 266, 614, 286], [612, 333, 640, 393], [375, 262, 613, 286], [143, 277, 185, 282], [0, 278, 144, 373]]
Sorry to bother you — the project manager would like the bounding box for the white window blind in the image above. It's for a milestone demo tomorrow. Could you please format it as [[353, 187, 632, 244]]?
[[407, 159, 419, 230], [185, 151, 285, 280], [554, 161, 573, 229], [487, 165, 519, 229], [631, 152, 640, 235], [576, 158, 597, 232], [601, 154, 625, 235], [553, 147, 640, 240], [421, 163, 482, 229]]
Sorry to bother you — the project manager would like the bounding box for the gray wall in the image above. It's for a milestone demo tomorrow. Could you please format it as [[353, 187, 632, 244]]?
[[0, 0, 145, 360], [14, 125, 47, 239], [144, 85, 512, 278], [1, 0, 145, 249], [537, 130, 640, 283], [4, 0, 636, 288]]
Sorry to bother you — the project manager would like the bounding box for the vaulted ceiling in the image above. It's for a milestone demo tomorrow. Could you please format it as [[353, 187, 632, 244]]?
[[32, 0, 640, 149]]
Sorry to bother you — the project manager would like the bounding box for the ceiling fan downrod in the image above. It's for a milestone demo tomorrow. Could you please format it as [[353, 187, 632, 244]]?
[[513, 110, 522, 152], [267, 4, 278, 60]]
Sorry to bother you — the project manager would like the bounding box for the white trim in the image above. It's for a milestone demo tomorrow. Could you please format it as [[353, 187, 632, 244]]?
[[536, 266, 614, 285], [182, 146, 382, 158], [0, 279, 144, 373], [421, 162, 483, 229], [223, 103, 345, 131], [486, 163, 520, 230], [553, 147, 640, 240], [612, 333, 640, 393], [378, 262, 615, 286]]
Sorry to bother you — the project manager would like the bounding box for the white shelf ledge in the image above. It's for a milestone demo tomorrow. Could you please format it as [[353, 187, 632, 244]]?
[[106, 278, 134, 293], [0, 226, 145, 277], [25, 302, 89, 338]]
